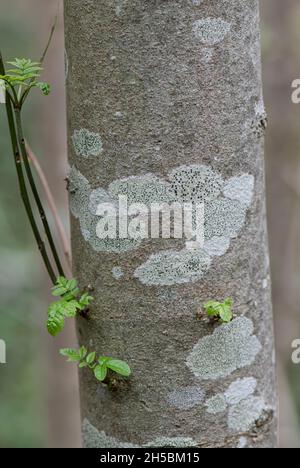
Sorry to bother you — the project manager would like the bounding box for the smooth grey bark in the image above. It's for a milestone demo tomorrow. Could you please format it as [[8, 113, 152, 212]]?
[[64, 0, 277, 448]]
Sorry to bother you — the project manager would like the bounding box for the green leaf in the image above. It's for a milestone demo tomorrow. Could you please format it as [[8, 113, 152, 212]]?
[[61, 300, 80, 318], [203, 298, 234, 323], [98, 356, 110, 366], [78, 292, 94, 310], [60, 348, 81, 362], [106, 359, 131, 377], [219, 307, 233, 323], [47, 314, 65, 337], [79, 346, 88, 360], [52, 286, 67, 297], [94, 364, 108, 382], [86, 352, 96, 365], [79, 361, 89, 368]]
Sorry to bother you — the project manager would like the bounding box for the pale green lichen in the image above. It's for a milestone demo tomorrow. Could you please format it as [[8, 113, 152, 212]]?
[[204, 199, 247, 240], [205, 394, 227, 414], [82, 419, 138, 448], [68, 166, 91, 219], [133, 249, 211, 286], [167, 386, 205, 410], [200, 47, 214, 64], [223, 175, 254, 207], [169, 165, 223, 203], [203, 236, 230, 257], [193, 18, 231, 45], [109, 174, 173, 205], [144, 437, 198, 448], [115, 0, 127, 17], [186, 317, 262, 380], [82, 419, 198, 448], [68, 166, 141, 253], [112, 266, 124, 280], [227, 396, 266, 432], [72, 128, 103, 158], [69, 165, 254, 271], [224, 377, 257, 406]]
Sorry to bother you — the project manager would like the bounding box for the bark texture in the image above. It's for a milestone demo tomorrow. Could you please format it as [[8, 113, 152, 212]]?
[[64, 0, 277, 448]]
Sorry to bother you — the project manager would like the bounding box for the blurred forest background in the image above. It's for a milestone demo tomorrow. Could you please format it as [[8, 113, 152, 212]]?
[[0, 0, 300, 448]]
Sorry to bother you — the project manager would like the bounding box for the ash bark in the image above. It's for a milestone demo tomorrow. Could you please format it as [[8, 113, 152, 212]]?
[[64, 0, 277, 448]]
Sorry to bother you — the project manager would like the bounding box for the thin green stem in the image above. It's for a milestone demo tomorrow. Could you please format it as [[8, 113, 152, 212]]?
[[0, 52, 57, 284], [6, 103, 57, 283], [13, 108, 65, 277]]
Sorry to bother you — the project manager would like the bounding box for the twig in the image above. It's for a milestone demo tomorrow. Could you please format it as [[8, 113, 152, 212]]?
[[25, 140, 72, 276], [13, 107, 65, 277], [40, 2, 60, 64]]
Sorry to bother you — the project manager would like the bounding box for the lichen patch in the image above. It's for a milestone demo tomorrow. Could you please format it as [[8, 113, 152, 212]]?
[[203, 236, 230, 257], [169, 165, 223, 204], [144, 437, 198, 448], [193, 18, 231, 46], [133, 249, 211, 286], [227, 397, 266, 432], [112, 266, 124, 280], [69, 165, 254, 274], [72, 129, 103, 158], [186, 317, 262, 380], [204, 199, 247, 240], [82, 419, 197, 448], [223, 175, 254, 207], [167, 386, 205, 410], [224, 377, 257, 406], [82, 419, 138, 448], [205, 394, 227, 414]]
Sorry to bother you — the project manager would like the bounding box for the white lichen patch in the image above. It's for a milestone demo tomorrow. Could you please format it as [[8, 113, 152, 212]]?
[[82, 419, 197, 448], [224, 377, 257, 406], [193, 18, 231, 46], [228, 396, 266, 432], [223, 175, 254, 207], [68, 166, 91, 219], [167, 386, 205, 410], [112, 266, 124, 280], [186, 317, 262, 380], [169, 165, 223, 203], [115, 0, 127, 17], [144, 437, 198, 448], [69, 166, 141, 253], [69, 164, 253, 272], [109, 174, 173, 205], [82, 419, 138, 448], [205, 394, 227, 414], [72, 128, 103, 158], [203, 236, 230, 257], [89, 188, 116, 215], [200, 47, 214, 64], [133, 249, 211, 286], [204, 199, 247, 240]]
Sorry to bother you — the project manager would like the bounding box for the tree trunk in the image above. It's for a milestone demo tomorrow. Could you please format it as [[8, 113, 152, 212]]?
[[64, 0, 277, 448]]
